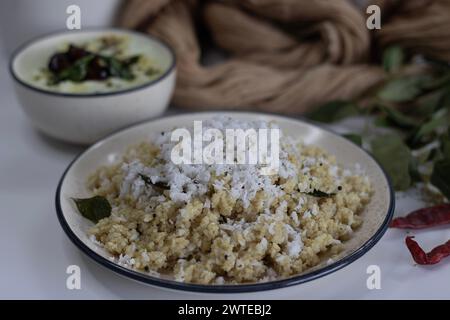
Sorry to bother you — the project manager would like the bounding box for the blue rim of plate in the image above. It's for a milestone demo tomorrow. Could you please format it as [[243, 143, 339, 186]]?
[[55, 111, 395, 293], [9, 28, 176, 98]]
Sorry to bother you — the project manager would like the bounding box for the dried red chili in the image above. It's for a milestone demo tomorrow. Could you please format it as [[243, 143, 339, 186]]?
[[405, 236, 450, 265], [390, 203, 450, 229]]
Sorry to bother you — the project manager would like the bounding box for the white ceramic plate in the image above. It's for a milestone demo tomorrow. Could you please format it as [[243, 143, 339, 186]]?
[[55, 111, 394, 293]]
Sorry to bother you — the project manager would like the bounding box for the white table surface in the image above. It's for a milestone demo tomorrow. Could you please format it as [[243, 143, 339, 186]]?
[[1, 46, 449, 300]]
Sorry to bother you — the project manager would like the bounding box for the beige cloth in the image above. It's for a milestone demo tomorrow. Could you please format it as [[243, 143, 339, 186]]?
[[376, 0, 450, 62], [118, 0, 449, 114]]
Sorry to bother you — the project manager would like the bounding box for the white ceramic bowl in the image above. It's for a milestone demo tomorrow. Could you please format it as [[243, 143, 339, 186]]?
[[10, 29, 176, 144], [56, 111, 394, 293]]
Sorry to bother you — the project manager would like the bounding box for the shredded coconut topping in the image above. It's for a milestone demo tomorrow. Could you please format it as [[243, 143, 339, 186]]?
[[120, 117, 300, 208]]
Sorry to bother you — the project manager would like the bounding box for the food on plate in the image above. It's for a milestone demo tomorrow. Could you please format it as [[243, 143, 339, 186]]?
[[77, 117, 372, 284], [31, 35, 161, 93]]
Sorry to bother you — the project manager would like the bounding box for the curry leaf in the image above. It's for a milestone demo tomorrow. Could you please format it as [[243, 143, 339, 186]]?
[[307, 101, 359, 123], [408, 109, 448, 147], [414, 89, 446, 117], [73, 196, 111, 223], [377, 76, 430, 102], [378, 104, 420, 129], [53, 54, 95, 83], [342, 133, 362, 146], [430, 159, 450, 200], [107, 57, 135, 80], [383, 45, 404, 73], [371, 134, 412, 190]]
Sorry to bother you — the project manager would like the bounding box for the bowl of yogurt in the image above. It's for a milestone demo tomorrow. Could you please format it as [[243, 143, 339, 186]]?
[[10, 28, 176, 144]]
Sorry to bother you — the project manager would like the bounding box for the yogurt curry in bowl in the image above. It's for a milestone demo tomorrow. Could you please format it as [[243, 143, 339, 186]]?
[[10, 29, 175, 144]]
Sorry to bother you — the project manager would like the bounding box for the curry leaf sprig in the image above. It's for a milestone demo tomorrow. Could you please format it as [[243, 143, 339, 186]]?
[[306, 45, 450, 200]]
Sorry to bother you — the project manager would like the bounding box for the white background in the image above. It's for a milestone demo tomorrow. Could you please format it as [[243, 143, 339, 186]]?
[[0, 1, 449, 300]]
